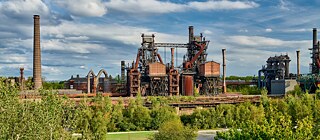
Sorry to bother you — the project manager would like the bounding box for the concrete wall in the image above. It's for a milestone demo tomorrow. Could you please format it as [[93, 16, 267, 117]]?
[[271, 79, 297, 94]]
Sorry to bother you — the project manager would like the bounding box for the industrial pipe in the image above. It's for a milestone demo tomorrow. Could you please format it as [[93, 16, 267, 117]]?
[[312, 28, 319, 74], [189, 26, 194, 43], [171, 48, 174, 68], [121, 61, 125, 82], [285, 61, 289, 78], [296, 50, 300, 77], [313, 28, 317, 47], [222, 49, 226, 93]]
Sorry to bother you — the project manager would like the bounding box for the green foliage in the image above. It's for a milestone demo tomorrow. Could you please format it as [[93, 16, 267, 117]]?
[[24, 77, 34, 90], [150, 105, 178, 130], [226, 75, 256, 81], [227, 85, 262, 95], [215, 93, 320, 139], [151, 119, 197, 140], [194, 86, 200, 97], [287, 85, 304, 96], [42, 81, 65, 90], [0, 81, 73, 139], [2, 78, 320, 139]]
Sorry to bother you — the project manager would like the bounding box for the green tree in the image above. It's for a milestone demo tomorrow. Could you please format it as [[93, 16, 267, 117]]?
[[151, 119, 197, 140], [108, 98, 124, 132], [150, 105, 178, 130]]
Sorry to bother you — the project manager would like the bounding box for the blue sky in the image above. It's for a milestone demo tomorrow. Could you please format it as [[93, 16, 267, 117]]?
[[0, 0, 318, 81]]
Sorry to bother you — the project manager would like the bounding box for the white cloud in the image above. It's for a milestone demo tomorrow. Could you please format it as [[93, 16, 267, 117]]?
[[0, 0, 49, 17], [105, 0, 259, 14], [238, 29, 249, 32], [203, 30, 213, 35], [282, 28, 309, 33], [227, 36, 309, 47], [0, 56, 27, 63], [42, 66, 61, 75], [265, 28, 272, 32], [188, 0, 259, 11], [54, 0, 107, 17], [43, 22, 148, 45], [279, 0, 291, 10], [43, 21, 187, 45], [42, 39, 106, 54], [80, 65, 86, 69], [106, 0, 185, 14]]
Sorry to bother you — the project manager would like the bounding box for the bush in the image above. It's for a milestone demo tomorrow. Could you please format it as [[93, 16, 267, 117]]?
[[151, 119, 197, 140]]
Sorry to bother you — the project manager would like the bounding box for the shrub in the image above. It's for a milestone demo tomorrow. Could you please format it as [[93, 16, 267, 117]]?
[[151, 119, 197, 140]]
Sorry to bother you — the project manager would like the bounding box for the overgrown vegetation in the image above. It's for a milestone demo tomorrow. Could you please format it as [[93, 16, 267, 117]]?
[[227, 85, 262, 95], [1, 79, 319, 139], [42, 81, 65, 90], [226, 75, 262, 95], [226, 75, 258, 81]]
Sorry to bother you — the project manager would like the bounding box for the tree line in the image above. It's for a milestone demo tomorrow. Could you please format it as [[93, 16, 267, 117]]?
[[1, 79, 320, 139]]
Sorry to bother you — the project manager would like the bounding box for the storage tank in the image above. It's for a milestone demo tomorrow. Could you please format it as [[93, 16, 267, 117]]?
[[182, 75, 194, 96]]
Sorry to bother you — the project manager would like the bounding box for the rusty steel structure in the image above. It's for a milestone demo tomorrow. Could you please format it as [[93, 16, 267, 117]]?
[[310, 28, 320, 74], [127, 34, 168, 96], [258, 54, 291, 92], [182, 26, 220, 96], [127, 26, 220, 96], [33, 15, 42, 89], [298, 28, 320, 93]]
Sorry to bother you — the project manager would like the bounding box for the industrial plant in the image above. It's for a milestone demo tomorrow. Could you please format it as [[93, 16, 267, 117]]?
[[7, 15, 320, 97], [65, 26, 222, 97]]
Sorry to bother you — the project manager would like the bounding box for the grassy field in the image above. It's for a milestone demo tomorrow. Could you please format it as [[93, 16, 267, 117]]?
[[106, 131, 155, 140]]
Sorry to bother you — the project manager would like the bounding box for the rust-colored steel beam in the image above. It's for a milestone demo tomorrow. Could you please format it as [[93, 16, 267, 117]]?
[[184, 42, 206, 69], [134, 50, 141, 69], [157, 53, 163, 64]]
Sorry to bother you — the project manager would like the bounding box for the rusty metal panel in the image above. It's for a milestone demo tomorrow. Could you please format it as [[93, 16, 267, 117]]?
[[169, 69, 179, 96], [148, 62, 166, 76], [182, 75, 193, 96], [199, 61, 220, 77], [127, 69, 140, 96]]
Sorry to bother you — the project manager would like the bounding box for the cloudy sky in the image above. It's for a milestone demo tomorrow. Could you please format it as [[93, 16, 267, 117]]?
[[0, 0, 319, 81]]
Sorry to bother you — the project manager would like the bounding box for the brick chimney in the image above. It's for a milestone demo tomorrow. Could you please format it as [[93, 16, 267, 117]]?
[[33, 15, 42, 89]]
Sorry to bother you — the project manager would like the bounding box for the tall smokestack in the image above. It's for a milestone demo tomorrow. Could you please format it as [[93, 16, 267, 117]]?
[[171, 48, 175, 68], [20, 67, 24, 90], [312, 28, 319, 74], [121, 61, 125, 83], [297, 50, 300, 77], [33, 15, 42, 89], [313, 28, 317, 47], [189, 26, 194, 43], [222, 49, 226, 93]]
